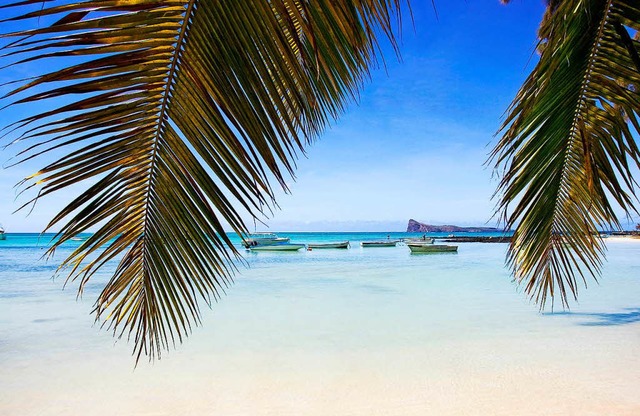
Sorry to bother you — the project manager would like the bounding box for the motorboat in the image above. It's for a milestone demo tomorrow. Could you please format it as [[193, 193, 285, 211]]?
[[249, 243, 305, 252], [407, 243, 458, 253], [361, 240, 399, 247], [0, 224, 5, 240], [307, 241, 349, 249], [243, 232, 289, 248]]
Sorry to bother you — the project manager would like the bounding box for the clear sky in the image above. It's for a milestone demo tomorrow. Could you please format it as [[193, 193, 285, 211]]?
[[5, 1, 631, 233], [261, 0, 549, 231]]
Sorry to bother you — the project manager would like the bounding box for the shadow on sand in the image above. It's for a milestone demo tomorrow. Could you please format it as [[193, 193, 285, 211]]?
[[544, 308, 640, 326]]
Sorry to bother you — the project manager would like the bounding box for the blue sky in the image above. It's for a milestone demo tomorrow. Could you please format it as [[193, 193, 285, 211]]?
[[262, 0, 549, 231], [0, 1, 561, 232]]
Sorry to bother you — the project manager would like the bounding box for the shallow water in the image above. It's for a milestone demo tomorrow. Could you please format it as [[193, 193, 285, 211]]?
[[1, 233, 639, 415]]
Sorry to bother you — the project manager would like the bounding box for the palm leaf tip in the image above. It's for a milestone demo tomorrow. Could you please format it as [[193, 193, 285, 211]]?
[[0, 0, 405, 361], [493, 0, 640, 308]]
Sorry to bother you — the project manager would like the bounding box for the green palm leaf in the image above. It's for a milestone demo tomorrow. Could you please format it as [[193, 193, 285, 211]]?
[[491, 0, 640, 307], [0, 0, 403, 361]]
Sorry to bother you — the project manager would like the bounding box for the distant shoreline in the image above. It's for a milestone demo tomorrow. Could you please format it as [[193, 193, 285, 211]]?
[[440, 236, 512, 243]]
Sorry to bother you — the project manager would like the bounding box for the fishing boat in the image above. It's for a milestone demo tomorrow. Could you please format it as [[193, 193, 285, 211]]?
[[249, 243, 305, 252], [243, 232, 290, 248], [407, 243, 458, 253], [307, 241, 349, 249], [0, 224, 5, 240], [361, 240, 399, 247], [403, 237, 434, 244]]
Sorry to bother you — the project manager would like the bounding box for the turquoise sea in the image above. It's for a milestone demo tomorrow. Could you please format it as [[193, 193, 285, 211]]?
[[1, 232, 639, 415]]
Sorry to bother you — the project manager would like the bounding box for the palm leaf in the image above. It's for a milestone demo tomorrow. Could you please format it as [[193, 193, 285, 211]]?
[[491, 0, 640, 307], [0, 0, 403, 361]]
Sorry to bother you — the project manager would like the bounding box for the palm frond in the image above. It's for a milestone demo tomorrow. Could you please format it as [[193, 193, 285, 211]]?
[[491, 0, 640, 307], [0, 0, 403, 361]]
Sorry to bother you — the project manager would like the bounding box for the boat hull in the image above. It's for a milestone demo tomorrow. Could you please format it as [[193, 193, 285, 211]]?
[[361, 241, 398, 247], [249, 244, 305, 252], [408, 244, 458, 253], [403, 237, 434, 244], [307, 242, 349, 249]]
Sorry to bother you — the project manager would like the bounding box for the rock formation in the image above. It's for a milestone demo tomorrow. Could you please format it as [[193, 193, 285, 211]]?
[[406, 219, 505, 233]]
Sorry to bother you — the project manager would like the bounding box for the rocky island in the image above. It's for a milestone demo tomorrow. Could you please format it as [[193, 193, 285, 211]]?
[[406, 219, 505, 233], [406, 219, 512, 243]]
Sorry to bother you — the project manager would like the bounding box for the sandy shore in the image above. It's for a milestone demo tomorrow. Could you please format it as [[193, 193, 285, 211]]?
[[2, 333, 639, 416], [605, 235, 640, 242]]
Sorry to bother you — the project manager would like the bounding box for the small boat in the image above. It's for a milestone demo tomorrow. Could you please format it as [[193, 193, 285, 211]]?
[[0, 224, 5, 241], [307, 241, 349, 249], [243, 232, 290, 248], [361, 240, 399, 247], [408, 243, 458, 253], [403, 237, 434, 244], [249, 243, 305, 252]]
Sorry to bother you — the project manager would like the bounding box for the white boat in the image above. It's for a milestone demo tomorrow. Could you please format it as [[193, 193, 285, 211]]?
[[307, 241, 349, 249], [403, 237, 434, 244], [0, 224, 5, 241], [243, 232, 290, 248], [407, 243, 458, 253], [361, 240, 399, 247], [249, 243, 305, 252]]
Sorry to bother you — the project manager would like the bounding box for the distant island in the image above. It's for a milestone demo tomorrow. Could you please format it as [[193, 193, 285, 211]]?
[[406, 219, 507, 233]]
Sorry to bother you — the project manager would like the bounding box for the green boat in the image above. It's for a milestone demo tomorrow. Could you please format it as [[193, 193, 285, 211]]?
[[361, 240, 398, 247], [307, 241, 349, 249], [249, 243, 305, 252], [402, 237, 434, 244], [407, 243, 458, 253]]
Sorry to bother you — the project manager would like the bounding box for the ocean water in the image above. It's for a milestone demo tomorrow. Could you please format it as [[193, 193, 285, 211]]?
[[1, 232, 639, 415]]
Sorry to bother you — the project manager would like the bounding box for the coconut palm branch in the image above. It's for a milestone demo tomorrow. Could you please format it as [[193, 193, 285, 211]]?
[[491, 0, 640, 307], [0, 0, 403, 361]]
